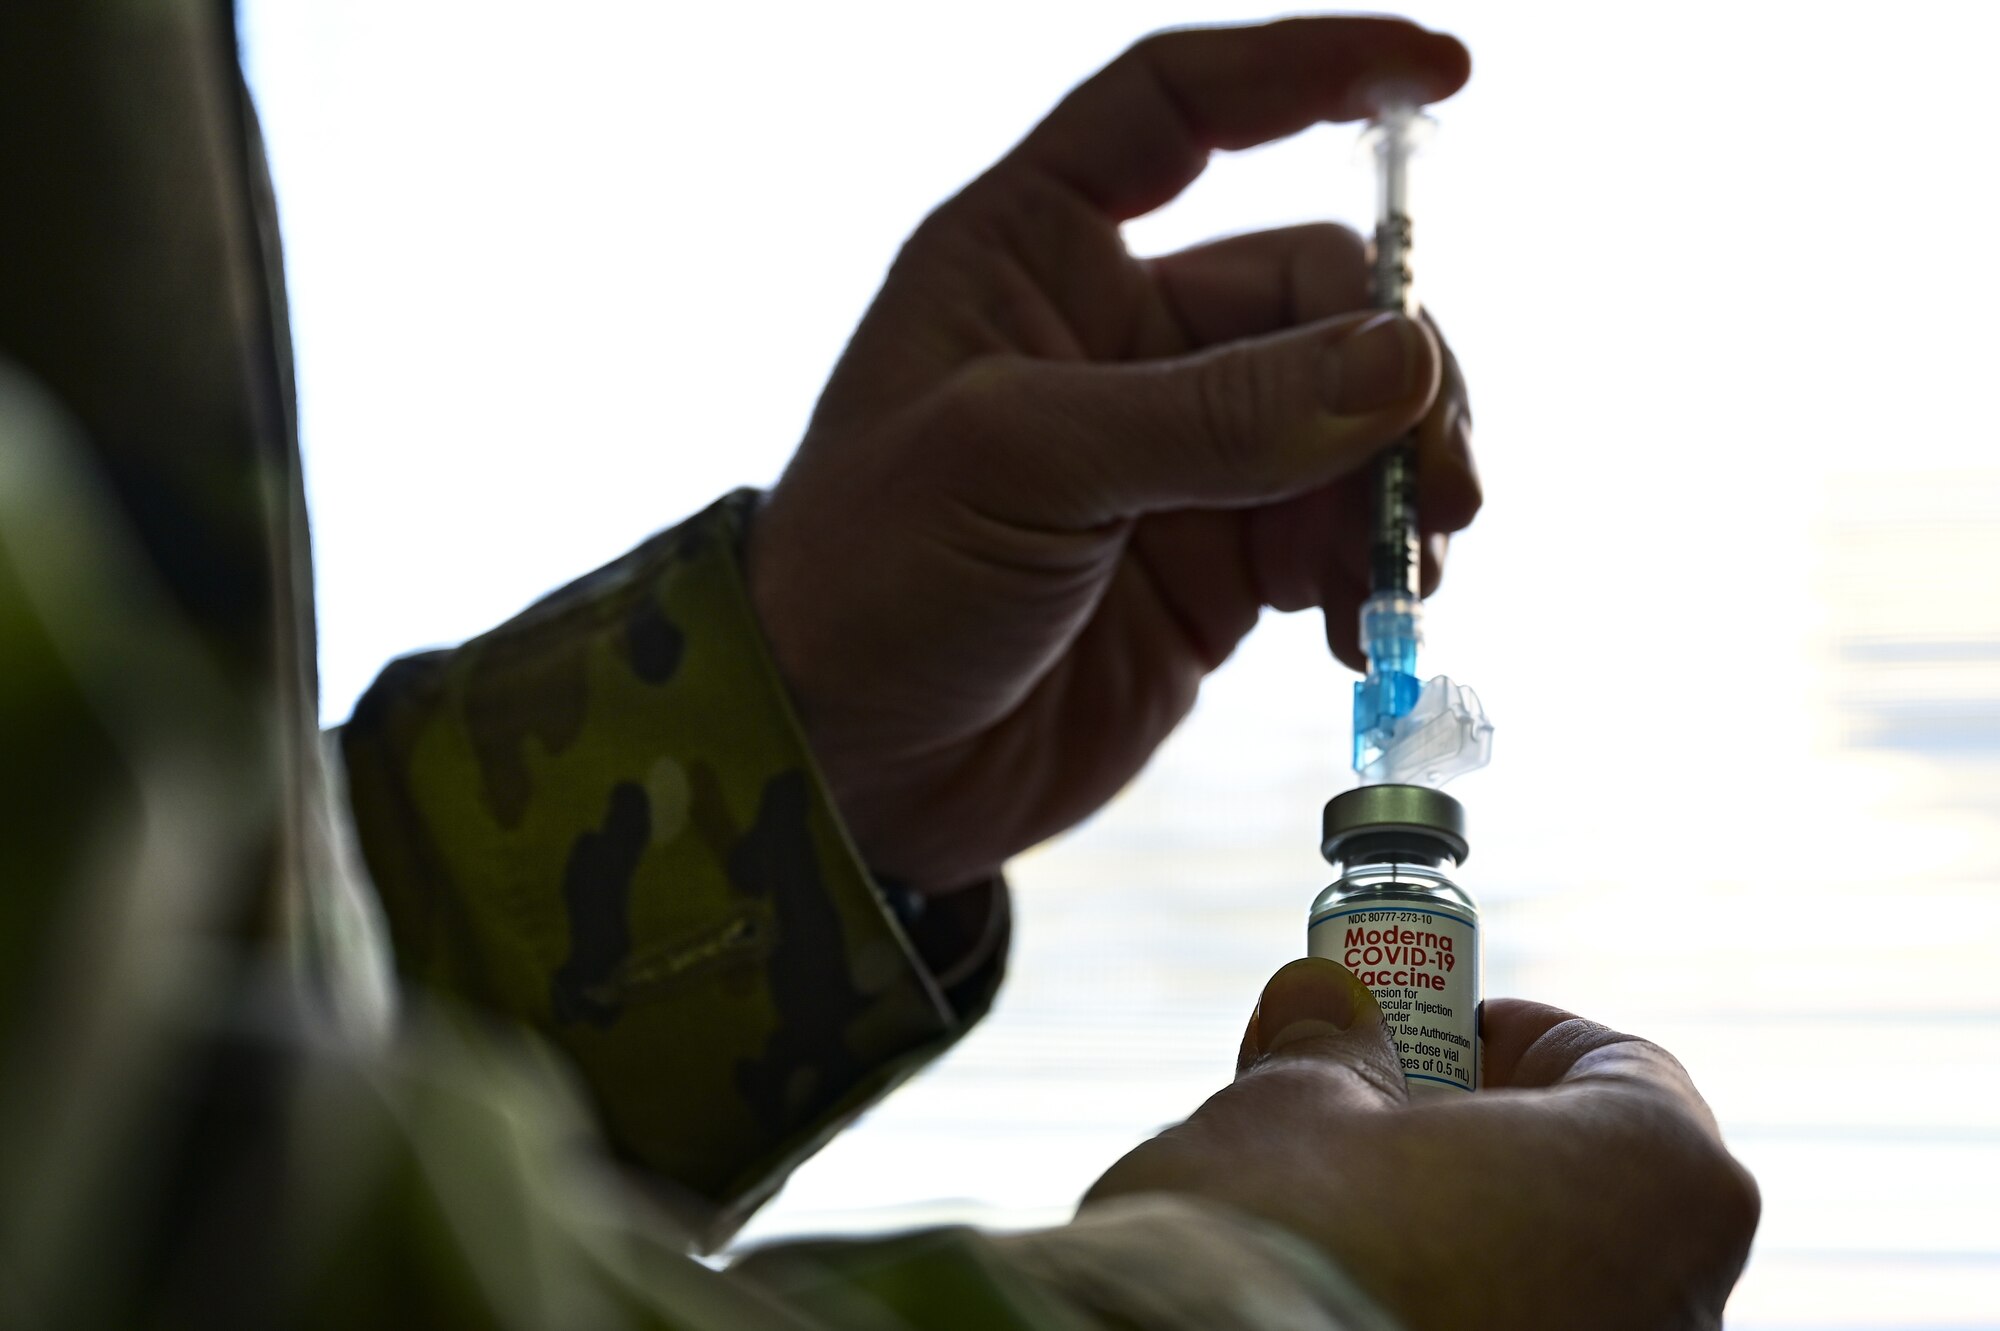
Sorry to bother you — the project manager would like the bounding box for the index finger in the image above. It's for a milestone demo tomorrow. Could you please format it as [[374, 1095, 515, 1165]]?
[[1007, 18, 1470, 221], [1482, 998, 1721, 1134]]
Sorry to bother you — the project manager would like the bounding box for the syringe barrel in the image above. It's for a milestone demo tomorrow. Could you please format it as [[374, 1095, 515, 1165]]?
[[1369, 440, 1421, 597], [1364, 103, 1428, 598]]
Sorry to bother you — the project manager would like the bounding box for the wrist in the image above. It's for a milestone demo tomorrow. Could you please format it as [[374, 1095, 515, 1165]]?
[[742, 490, 980, 895]]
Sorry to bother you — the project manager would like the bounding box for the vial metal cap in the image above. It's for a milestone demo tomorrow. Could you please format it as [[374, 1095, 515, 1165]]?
[[1322, 783, 1469, 866]]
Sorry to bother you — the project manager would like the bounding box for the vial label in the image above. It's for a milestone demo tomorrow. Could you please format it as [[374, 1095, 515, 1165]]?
[[1308, 904, 1479, 1093]]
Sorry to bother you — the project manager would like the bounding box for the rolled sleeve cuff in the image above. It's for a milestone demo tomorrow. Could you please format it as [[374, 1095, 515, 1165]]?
[[340, 490, 1007, 1250]]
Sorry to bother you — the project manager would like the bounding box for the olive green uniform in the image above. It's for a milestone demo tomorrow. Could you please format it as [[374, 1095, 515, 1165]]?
[[0, 4, 1401, 1327]]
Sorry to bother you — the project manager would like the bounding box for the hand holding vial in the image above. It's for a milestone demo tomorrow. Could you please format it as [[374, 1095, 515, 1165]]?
[[1085, 959, 1761, 1331]]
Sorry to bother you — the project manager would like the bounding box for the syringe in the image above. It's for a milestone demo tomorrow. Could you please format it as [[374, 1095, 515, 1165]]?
[[1366, 103, 1424, 605], [1351, 105, 1493, 787]]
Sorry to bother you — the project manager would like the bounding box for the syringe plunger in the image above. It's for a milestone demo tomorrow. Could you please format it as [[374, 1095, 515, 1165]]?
[[1366, 103, 1429, 318]]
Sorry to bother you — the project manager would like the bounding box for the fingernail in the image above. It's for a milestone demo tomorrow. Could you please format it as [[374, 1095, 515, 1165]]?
[[1253, 957, 1376, 1059], [1322, 313, 1420, 416], [1236, 1000, 1264, 1075]]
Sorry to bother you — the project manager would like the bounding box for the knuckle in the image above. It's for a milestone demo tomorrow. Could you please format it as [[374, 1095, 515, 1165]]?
[[1700, 1150, 1764, 1246], [927, 358, 1044, 494], [1288, 222, 1371, 317], [1459, 479, 1485, 525], [1619, 1096, 1760, 1246], [1341, 1052, 1412, 1103], [1123, 28, 1178, 71], [938, 356, 1026, 432], [1516, 1014, 1626, 1083], [901, 196, 982, 271], [1303, 220, 1370, 271], [1085, 1135, 1190, 1204], [900, 208, 955, 266], [1426, 468, 1482, 533], [1247, 1037, 1406, 1105], [1192, 346, 1285, 486], [1662, 1133, 1763, 1270], [1083, 32, 1173, 110]]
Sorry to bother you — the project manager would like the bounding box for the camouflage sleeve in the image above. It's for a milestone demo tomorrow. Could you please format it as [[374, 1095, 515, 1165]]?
[[289, 1000, 1397, 1331], [339, 490, 1007, 1247], [737, 1197, 1406, 1331]]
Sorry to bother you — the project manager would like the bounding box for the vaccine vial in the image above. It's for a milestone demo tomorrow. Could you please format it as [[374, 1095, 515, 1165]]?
[[1308, 784, 1480, 1094]]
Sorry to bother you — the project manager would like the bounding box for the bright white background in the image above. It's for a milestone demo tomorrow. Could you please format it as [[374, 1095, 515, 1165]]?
[[243, 3, 2000, 1325]]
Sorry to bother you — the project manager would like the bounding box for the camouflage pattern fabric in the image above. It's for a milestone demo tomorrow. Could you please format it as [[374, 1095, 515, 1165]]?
[[0, 3, 1401, 1328], [340, 489, 1008, 1247]]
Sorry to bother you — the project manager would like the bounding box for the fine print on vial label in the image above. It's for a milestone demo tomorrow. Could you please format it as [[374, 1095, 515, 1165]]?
[[1307, 905, 1479, 1093]]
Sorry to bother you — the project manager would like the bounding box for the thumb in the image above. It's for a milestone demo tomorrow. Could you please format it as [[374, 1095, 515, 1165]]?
[[954, 311, 1438, 529], [1237, 957, 1407, 1107]]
